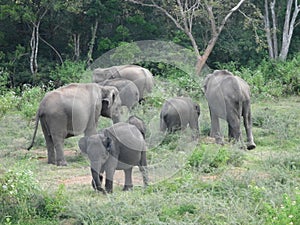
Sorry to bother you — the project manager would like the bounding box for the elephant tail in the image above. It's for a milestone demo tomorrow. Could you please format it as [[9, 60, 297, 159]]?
[[27, 110, 40, 151]]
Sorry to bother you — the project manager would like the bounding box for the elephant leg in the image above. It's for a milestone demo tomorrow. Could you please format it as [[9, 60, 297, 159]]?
[[228, 124, 235, 141], [104, 157, 118, 193], [40, 121, 55, 164], [242, 102, 256, 150], [139, 151, 149, 187], [227, 112, 243, 146], [52, 135, 67, 166], [123, 168, 133, 191], [210, 110, 223, 145]]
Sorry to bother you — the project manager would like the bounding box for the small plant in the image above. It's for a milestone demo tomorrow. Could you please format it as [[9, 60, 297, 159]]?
[[38, 184, 67, 219], [188, 145, 232, 173], [263, 189, 300, 225], [0, 91, 20, 117], [0, 163, 42, 223], [18, 85, 46, 120]]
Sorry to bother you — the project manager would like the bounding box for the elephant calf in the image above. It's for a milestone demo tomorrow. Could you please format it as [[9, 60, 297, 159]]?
[[160, 97, 200, 138], [203, 70, 256, 150], [79, 122, 148, 193]]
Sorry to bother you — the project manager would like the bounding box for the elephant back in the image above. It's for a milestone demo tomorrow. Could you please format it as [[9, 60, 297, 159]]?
[[106, 122, 145, 151]]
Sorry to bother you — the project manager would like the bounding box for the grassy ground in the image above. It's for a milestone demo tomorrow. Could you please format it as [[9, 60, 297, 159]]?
[[0, 81, 300, 224]]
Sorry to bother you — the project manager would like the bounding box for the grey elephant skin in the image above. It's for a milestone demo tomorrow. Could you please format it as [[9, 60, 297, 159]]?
[[97, 78, 139, 110], [78, 122, 148, 193], [92, 65, 154, 100], [128, 115, 146, 139], [203, 70, 256, 150], [160, 97, 200, 138], [27, 83, 122, 166]]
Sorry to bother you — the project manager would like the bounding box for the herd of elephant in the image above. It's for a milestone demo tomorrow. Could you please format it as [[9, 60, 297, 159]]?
[[27, 65, 256, 193]]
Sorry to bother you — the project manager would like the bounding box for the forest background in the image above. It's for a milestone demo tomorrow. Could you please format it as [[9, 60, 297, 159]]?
[[0, 0, 299, 96]]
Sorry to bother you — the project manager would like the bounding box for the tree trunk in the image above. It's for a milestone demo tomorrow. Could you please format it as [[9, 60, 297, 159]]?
[[264, 0, 274, 58], [30, 24, 39, 75], [279, 0, 300, 60], [73, 34, 80, 61], [87, 20, 99, 67], [270, 0, 278, 58]]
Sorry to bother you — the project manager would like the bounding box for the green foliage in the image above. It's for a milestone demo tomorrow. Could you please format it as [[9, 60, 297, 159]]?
[[218, 54, 300, 97], [188, 145, 244, 172], [159, 204, 197, 222], [263, 190, 300, 225], [0, 163, 41, 223], [0, 91, 20, 117], [0, 163, 68, 224], [37, 184, 67, 219], [49, 60, 85, 88], [110, 42, 142, 65], [18, 86, 47, 120]]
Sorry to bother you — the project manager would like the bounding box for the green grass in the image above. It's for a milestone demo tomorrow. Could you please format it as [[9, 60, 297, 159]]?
[[0, 76, 300, 224]]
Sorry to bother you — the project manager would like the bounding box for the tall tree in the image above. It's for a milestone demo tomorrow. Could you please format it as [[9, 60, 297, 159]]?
[[127, 0, 246, 74], [263, 0, 300, 60]]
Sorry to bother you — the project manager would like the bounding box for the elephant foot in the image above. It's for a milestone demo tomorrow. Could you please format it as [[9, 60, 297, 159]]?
[[92, 180, 106, 194], [247, 143, 256, 150], [123, 185, 133, 191], [48, 160, 56, 165], [56, 160, 68, 166]]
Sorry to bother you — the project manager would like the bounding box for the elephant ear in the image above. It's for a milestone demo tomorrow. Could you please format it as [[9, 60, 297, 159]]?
[[101, 130, 112, 153], [102, 86, 118, 108], [194, 104, 201, 116], [78, 137, 88, 154]]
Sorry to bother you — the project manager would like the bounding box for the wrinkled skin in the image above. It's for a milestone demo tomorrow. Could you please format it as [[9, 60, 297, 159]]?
[[160, 97, 200, 138], [27, 83, 122, 166], [93, 65, 154, 100], [78, 122, 148, 193], [98, 78, 139, 111], [127, 115, 146, 139], [203, 70, 256, 150]]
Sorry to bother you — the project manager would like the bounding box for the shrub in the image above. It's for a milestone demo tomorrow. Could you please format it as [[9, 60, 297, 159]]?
[[0, 163, 67, 224], [0, 164, 42, 223], [217, 54, 300, 98], [0, 91, 20, 117], [187, 145, 237, 173], [49, 60, 85, 88], [263, 190, 300, 225], [18, 85, 47, 120]]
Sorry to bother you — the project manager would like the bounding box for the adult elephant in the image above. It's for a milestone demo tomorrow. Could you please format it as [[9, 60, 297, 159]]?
[[27, 83, 122, 166], [160, 97, 200, 138], [98, 78, 139, 111], [78, 122, 148, 193], [92, 65, 154, 100], [203, 70, 256, 150]]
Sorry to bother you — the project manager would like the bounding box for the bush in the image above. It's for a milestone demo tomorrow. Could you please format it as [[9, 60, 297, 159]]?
[[217, 54, 300, 98], [263, 190, 300, 225], [0, 163, 67, 224], [0, 91, 20, 117], [0, 164, 42, 223], [18, 85, 47, 120], [49, 60, 86, 88], [187, 145, 239, 173]]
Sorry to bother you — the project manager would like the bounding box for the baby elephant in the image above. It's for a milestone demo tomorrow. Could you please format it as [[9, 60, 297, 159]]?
[[160, 97, 200, 138], [78, 122, 148, 193]]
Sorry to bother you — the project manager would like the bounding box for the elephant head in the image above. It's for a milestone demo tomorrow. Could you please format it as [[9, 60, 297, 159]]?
[[78, 131, 113, 193], [78, 122, 148, 193], [100, 85, 122, 123]]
